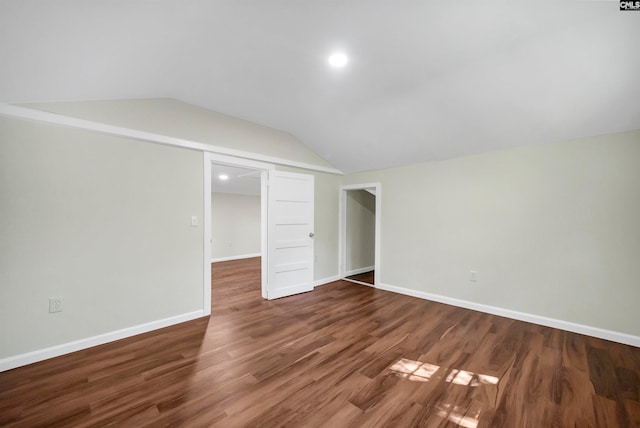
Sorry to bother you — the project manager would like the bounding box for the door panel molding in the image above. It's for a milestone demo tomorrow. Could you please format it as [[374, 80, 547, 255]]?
[[267, 170, 315, 299]]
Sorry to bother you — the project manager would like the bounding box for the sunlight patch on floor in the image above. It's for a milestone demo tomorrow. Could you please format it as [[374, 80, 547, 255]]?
[[437, 403, 481, 428], [388, 358, 498, 387], [387, 358, 499, 428]]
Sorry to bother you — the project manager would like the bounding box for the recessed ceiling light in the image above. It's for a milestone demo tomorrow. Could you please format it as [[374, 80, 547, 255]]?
[[328, 53, 348, 68], [218, 174, 229, 181]]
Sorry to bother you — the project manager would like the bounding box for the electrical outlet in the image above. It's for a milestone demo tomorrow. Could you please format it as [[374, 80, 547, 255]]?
[[469, 271, 478, 282], [49, 298, 63, 313]]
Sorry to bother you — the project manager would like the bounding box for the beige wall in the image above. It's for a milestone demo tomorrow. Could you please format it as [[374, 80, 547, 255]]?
[[22, 98, 334, 169], [6, 95, 636, 365], [211, 192, 261, 259], [0, 99, 343, 366], [344, 130, 640, 336], [0, 116, 204, 359], [311, 171, 342, 282], [23, 98, 343, 281], [346, 190, 376, 273]]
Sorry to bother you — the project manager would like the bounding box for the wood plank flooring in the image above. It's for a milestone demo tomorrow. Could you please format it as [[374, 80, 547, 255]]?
[[1, 257, 639, 427], [346, 270, 375, 285]]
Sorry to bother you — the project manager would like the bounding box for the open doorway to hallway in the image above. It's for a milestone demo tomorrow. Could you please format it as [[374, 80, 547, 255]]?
[[210, 164, 262, 262], [344, 189, 376, 285], [210, 163, 263, 297], [339, 183, 381, 287], [203, 153, 271, 313]]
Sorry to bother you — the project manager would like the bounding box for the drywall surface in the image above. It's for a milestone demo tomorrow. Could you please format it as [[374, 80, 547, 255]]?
[[0, 116, 203, 359], [344, 130, 640, 336], [346, 190, 375, 273], [21, 98, 334, 169], [211, 192, 261, 259]]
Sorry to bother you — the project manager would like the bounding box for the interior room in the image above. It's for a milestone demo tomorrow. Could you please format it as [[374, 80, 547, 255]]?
[[0, 1, 639, 427], [210, 164, 262, 264]]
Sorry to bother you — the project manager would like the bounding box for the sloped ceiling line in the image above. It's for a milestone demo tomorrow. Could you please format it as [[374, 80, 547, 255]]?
[[0, 103, 344, 175]]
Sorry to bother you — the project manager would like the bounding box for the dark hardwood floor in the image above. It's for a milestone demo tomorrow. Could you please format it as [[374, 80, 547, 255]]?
[[1, 257, 639, 427], [346, 270, 375, 285]]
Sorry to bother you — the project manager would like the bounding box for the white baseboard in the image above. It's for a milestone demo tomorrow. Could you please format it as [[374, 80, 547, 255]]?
[[343, 278, 376, 287], [314, 275, 341, 287], [0, 310, 205, 372], [211, 253, 261, 263], [345, 266, 375, 277], [377, 283, 640, 348]]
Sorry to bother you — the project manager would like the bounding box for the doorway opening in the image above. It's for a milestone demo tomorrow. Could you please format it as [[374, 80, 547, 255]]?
[[203, 153, 273, 315], [203, 153, 317, 313], [210, 163, 262, 300], [210, 164, 262, 264], [339, 183, 381, 287]]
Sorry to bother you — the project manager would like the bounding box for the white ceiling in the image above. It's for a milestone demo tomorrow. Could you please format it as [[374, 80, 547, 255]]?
[[1, 1, 638, 173], [211, 164, 260, 196]]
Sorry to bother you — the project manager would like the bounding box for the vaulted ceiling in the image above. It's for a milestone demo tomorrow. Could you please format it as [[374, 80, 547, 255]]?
[[1, 1, 638, 173]]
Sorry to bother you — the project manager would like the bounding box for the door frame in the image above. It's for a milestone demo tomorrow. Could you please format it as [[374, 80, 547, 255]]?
[[339, 183, 381, 287], [203, 152, 275, 315]]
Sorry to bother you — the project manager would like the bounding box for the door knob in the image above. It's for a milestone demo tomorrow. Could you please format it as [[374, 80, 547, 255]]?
[[309, 232, 314, 238]]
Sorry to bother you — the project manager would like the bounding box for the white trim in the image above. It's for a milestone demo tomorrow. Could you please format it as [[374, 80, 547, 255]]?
[[0, 310, 204, 372], [211, 253, 261, 263], [260, 169, 268, 299], [313, 275, 341, 287], [339, 183, 382, 287], [343, 278, 376, 287], [203, 153, 212, 316], [377, 282, 640, 348], [0, 103, 343, 175], [345, 266, 375, 277], [373, 185, 382, 285], [341, 183, 381, 191], [208, 152, 275, 171]]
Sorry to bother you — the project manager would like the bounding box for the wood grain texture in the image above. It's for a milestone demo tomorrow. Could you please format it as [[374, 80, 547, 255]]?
[[1, 257, 639, 427], [346, 270, 374, 285]]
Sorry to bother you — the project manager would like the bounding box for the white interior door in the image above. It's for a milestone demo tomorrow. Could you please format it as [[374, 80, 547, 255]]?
[[267, 170, 314, 299]]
